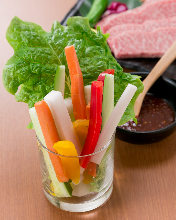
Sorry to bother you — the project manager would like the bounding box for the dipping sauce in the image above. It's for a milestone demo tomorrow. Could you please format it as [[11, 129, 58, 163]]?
[[120, 94, 175, 132]]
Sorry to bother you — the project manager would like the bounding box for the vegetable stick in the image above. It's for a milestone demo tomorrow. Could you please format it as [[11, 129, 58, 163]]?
[[88, 74, 114, 177], [53, 141, 80, 185], [29, 107, 71, 197], [80, 81, 103, 168], [64, 97, 75, 121], [83, 170, 94, 184], [44, 91, 81, 155], [65, 45, 87, 120], [86, 162, 97, 177], [97, 69, 115, 86], [101, 74, 114, 128], [86, 103, 90, 120], [73, 119, 89, 148], [102, 69, 115, 75], [54, 65, 65, 96], [35, 100, 69, 182], [91, 84, 137, 165], [84, 85, 91, 104], [97, 73, 106, 86], [64, 85, 91, 120], [29, 107, 46, 146], [72, 182, 91, 197]]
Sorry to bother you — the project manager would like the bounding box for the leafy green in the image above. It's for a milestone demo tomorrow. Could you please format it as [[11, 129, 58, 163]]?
[[3, 16, 143, 125]]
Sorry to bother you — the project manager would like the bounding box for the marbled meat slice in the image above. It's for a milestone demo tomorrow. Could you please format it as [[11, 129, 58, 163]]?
[[109, 27, 176, 58], [97, 0, 176, 33], [107, 17, 176, 45]]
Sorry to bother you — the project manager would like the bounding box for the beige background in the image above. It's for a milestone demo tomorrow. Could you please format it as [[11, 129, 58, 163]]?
[[0, 0, 176, 219]]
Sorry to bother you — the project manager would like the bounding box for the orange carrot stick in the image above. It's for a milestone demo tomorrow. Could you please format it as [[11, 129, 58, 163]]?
[[86, 162, 97, 177], [35, 100, 69, 182], [65, 45, 87, 120], [86, 103, 90, 120]]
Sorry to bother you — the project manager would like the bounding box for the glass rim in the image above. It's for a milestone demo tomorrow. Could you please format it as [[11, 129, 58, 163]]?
[[36, 134, 114, 158]]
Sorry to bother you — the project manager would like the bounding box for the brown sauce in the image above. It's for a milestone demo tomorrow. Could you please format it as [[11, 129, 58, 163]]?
[[120, 94, 175, 132]]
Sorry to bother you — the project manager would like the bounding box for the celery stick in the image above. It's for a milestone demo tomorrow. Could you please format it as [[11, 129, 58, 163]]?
[[29, 107, 72, 197], [44, 91, 81, 155], [29, 108, 46, 146], [102, 74, 114, 128], [91, 84, 137, 165], [54, 65, 65, 96]]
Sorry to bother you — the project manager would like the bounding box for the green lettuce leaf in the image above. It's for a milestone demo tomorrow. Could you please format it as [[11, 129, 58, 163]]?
[[3, 16, 143, 125]]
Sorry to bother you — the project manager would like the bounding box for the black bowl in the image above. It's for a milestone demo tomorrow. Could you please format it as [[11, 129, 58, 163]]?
[[116, 72, 176, 144]]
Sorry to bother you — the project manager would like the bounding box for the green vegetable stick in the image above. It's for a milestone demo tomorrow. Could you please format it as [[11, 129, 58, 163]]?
[[54, 65, 65, 96], [102, 74, 114, 128], [29, 107, 72, 197]]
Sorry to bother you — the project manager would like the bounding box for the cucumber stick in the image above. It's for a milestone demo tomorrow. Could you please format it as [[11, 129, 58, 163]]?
[[102, 74, 114, 128], [29, 107, 72, 197], [54, 65, 65, 96]]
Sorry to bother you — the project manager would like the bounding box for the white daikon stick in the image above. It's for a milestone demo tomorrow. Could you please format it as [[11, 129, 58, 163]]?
[[84, 85, 91, 104], [91, 84, 137, 165], [44, 91, 81, 155], [64, 98, 74, 121]]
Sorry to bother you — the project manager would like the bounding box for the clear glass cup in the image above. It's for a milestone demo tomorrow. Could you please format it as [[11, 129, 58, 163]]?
[[37, 134, 115, 212]]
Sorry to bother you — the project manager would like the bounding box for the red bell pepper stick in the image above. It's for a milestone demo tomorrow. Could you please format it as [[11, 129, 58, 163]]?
[[97, 69, 115, 85], [80, 81, 103, 168], [102, 69, 115, 75], [86, 69, 114, 176], [97, 73, 106, 85]]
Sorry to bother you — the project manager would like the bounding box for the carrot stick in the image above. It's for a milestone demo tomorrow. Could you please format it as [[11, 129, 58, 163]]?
[[86, 162, 97, 177], [65, 45, 87, 120], [35, 100, 69, 182], [86, 103, 90, 120]]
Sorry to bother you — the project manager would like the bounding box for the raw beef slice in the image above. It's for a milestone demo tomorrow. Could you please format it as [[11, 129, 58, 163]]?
[[144, 0, 161, 4], [110, 27, 176, 58], [97, 0, 176, 33], [107, 17, 176, 45]]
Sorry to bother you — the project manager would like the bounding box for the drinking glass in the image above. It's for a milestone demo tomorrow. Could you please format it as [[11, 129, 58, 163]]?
[[37, 134, 115, 212]]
